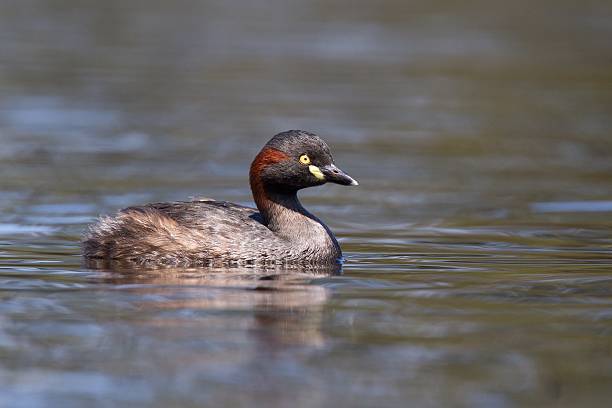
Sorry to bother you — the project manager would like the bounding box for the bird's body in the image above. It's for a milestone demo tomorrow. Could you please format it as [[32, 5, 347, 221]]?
[[84, 199, 340, 267], [83, 130, 357, 267]]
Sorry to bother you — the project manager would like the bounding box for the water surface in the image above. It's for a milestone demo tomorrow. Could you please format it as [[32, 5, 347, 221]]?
[[1, 1, 612, 407]]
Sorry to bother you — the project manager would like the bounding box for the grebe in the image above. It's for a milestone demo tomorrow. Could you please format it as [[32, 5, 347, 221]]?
[[83, 130, 358, 267]]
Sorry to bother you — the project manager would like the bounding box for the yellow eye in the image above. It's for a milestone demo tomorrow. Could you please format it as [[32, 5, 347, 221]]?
[[299, 154, 311, 165]]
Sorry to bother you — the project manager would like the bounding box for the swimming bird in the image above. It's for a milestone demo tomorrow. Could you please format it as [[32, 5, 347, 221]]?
[[83, 130, 358, 267]]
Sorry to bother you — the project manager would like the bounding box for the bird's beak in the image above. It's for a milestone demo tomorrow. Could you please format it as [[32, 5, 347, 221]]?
[[321, 163, 359, 186]]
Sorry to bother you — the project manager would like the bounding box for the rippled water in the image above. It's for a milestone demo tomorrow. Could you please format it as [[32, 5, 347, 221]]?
[[1, 1, 612, 406]]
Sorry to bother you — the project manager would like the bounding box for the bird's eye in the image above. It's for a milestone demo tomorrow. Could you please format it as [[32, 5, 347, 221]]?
[[299, 154, 311, 165]]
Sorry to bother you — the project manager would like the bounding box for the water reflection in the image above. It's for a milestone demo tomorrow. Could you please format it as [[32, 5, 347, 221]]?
[[100, 266, 336, 349]]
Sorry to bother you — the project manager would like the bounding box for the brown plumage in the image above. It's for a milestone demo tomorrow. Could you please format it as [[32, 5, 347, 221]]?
[[83, 130, 358, 268]]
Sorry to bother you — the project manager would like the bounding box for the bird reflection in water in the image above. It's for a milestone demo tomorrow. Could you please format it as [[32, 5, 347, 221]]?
[[87, 262, 341, 350]]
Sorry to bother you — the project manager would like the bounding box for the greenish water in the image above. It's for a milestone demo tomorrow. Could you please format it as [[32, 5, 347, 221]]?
[[1, 1, 612, 407]]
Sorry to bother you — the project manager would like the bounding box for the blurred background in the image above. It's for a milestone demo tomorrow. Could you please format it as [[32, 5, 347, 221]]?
[[1, 0, 612, 407]]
